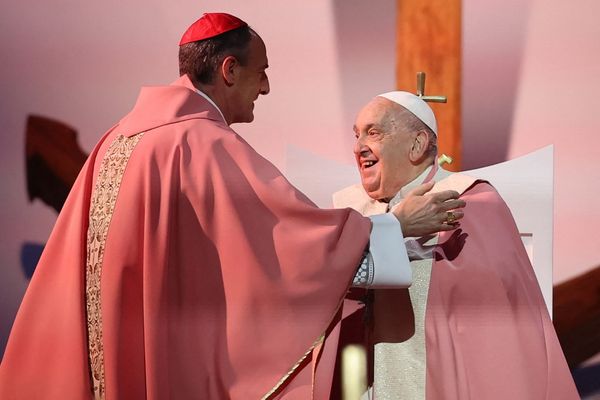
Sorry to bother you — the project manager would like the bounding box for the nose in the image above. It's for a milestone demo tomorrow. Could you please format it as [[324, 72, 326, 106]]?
[[353, 136, 369, 156], [260, 73, 270, 95]]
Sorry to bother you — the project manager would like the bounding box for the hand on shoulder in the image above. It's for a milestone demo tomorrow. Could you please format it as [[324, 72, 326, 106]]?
[[391, 181, 466, 237]]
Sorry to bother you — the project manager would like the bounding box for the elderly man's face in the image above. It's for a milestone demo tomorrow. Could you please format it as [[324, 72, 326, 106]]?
[[230, 34, 270, 123], [353, 98, 416, 201]]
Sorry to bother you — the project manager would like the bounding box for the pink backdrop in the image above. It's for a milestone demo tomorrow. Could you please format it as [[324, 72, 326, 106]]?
[[1, 0, 599, 359], [463, 0, 600, 282]]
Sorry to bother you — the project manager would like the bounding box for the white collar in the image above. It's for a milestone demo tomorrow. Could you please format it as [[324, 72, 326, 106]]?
[[388, 165, 434, 209], [194, 88, 226, 123]]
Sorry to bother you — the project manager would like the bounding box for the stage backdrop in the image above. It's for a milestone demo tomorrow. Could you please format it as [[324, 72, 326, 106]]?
[[1, 0, 599, 359]]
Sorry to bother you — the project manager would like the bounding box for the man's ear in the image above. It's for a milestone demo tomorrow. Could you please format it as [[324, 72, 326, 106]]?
[[409, 130, 429, 162], [221, 56, 239, 86]]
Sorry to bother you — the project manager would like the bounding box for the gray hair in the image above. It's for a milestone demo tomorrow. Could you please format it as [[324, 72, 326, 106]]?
[[390, 105, 438, 158]]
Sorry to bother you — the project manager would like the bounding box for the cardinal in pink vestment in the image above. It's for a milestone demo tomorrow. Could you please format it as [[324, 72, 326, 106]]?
[[0, 72, 373, 398], [333, 91, 580, 399]]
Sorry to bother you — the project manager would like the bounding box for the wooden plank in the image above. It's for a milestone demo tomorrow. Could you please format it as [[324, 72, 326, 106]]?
[[396, 0, 461, 170], [554, 266, 600, 368]]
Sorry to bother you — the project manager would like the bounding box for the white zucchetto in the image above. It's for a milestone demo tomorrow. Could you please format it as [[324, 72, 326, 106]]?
[[377, 91, 438, 135]]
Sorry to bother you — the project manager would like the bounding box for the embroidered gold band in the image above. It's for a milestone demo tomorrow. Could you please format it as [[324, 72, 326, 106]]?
[[86, 133, 144, 400]]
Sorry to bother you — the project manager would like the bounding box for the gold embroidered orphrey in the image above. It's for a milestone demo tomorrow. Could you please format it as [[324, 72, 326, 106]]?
[[86, 133, 144, 400]]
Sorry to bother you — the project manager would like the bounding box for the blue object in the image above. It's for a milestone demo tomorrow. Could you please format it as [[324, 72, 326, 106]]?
[[20, 242, 45, 279]]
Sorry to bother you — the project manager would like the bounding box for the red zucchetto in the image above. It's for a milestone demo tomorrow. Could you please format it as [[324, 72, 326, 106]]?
[[179, 13, 248, 46]]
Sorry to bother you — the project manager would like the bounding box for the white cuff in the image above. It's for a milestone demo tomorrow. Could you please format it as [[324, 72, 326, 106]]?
[[367, 213, 412, 288]]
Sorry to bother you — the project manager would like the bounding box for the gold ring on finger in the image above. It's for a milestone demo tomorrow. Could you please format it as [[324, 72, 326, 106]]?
[[446, 211, 456, 224]]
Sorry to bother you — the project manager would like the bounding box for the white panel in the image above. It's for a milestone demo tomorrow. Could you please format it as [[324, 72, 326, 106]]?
[[286, 145, 359, 208], [520, 234, 534, 265], [463, 145, 553, 315]]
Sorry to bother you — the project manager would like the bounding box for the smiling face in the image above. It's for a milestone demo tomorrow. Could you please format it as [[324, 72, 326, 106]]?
[[353, 97, 421, 201], [229, 34, 270, 123]]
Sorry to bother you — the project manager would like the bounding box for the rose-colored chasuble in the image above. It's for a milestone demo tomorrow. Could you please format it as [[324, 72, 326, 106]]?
[[0, 76, 371, 399]]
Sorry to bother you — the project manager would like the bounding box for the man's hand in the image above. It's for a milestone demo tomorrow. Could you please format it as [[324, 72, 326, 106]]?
[[391, 181, 466, 237]]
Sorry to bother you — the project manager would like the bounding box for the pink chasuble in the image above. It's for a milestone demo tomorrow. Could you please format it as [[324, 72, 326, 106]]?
[[0, 75, 371, 399], [424, 180, 578, 400], [334, 169, 578, 400]]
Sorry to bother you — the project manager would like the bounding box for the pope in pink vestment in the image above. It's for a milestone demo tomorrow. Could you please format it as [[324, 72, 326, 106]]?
[[0, 75, 372, 399], [334, 168, 580, 400], [334, 89, 579, 399]]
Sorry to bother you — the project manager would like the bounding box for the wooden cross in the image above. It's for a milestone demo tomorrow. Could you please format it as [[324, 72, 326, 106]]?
[[397, 0, 461, 169], [416, 72, 447, 103]]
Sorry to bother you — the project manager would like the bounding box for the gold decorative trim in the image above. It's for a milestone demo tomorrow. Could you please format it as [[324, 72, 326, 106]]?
[[261, 334, 325, 400], [86, 133, 144, 399], [262, 290, 351, 399], [261, 267, 360, 398]]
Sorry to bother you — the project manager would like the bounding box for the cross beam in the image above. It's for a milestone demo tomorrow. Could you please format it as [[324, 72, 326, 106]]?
[[416, 72, 447, 103]]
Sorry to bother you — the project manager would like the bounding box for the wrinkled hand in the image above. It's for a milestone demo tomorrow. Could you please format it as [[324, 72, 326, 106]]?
[[391, 181, 466, 237]]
